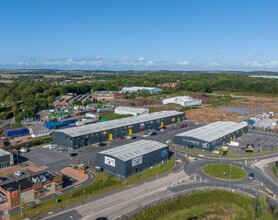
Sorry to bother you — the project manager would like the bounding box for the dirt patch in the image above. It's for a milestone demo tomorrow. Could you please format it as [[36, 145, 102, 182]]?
[[187, 95, 278, 123]]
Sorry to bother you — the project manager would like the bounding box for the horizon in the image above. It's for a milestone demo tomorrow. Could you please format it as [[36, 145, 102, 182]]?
[[1, 0, 278, 71]]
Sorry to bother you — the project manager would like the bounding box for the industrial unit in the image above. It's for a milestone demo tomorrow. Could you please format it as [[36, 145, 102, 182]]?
[[52, 111, 184, 149], [121, 86, 162, 93], [97, 140, 169, 178], [175, 121, 248, 151], [0, 149, 14, 169], [162, 96, 202, 107], [114, 106, 149, 116]]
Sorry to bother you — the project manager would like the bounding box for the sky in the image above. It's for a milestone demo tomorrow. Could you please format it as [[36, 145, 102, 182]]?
[[0, 0, 278, 71]]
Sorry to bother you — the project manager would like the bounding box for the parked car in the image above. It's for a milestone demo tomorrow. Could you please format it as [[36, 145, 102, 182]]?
[[165, 139, 171, 144], [150, 131, 157, 136], [19, 147, 27, 153], [131, 136, 137, 140], [99, 142, 106, 147], [70, 153, 78, 157], [14, 171, 23, 177], [49, 144, 58, 149]]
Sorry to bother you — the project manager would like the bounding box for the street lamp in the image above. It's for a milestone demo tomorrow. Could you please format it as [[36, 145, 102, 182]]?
[[229, 164, 232, 191], [156, 174, 158, 204]]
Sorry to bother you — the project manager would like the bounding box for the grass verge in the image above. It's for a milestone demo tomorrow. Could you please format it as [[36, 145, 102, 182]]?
[[130, 190, 275, 220], [202, 163, 247, 180]]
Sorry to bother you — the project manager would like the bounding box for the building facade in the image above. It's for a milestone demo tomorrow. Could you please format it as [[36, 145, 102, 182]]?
[[0, 172, 63, 208], [174, 121, 248, 151], [121, 86, 162, 93], [97, 140, 169, 178], [163, 96, 202, 107], [92, 91, 124, 100], [0, 149, 14, 169], [52, 111, 184, 149]]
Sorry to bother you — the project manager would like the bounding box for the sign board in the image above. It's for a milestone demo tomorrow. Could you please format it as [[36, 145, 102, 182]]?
[[161, 149, 168, 158], [104, 156, 115, 167], [132, 156, 143, 167]]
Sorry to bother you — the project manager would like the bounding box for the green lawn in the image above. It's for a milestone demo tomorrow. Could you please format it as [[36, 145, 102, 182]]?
[[130, 190, 275, 220], [127, 158, 175, 185], [202, 163, 247, 180]]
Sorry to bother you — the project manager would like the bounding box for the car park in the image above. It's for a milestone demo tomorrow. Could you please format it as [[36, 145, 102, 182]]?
[[14, 171, 23, 177]]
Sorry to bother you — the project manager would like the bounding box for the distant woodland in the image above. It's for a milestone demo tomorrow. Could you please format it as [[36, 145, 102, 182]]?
[[0, 71, 277, 121]]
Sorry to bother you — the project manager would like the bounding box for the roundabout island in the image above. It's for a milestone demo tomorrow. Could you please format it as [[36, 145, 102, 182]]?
[[202, 163, 248, 180]]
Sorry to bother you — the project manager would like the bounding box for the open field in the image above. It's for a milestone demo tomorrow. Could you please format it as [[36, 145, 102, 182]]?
[[130, 190, 275, 220]]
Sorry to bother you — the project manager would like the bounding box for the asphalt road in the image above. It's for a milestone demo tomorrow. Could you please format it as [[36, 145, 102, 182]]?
[[42, 154, 278, 220]]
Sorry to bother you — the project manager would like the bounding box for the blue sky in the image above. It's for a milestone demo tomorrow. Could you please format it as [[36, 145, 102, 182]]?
[[0, 0, 278, 71]]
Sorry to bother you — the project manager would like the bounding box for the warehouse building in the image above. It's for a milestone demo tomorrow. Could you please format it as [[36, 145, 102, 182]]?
[[97, 140, 169, 178], [0, 149, 14, 169], [163, 96, 202, 107], [114, 106, 149, 116], [175, 121, 248, 151], [121, 86, 162, 93], [52, 111, 184, 149]]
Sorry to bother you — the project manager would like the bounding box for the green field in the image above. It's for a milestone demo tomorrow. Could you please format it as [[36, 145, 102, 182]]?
[[130, 190, 275, 220], [202, 163, 247, 180]]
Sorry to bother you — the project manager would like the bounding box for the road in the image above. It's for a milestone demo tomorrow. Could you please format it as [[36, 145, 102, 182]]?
[[45, 169, 188, 220], [41, 152, 278, 220]]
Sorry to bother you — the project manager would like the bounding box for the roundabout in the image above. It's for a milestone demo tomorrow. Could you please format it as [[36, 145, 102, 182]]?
[[202, 163, 248, 180]]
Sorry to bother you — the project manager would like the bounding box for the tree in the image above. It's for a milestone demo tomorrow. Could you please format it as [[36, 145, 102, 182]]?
[[12, 105, 19, 115]]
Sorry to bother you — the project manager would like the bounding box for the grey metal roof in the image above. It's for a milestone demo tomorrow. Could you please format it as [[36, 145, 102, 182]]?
[[55, 111, 183, 137], [175, 121, 247, 143], [0, 149, 11, 157], [98, 140, 168, 161]]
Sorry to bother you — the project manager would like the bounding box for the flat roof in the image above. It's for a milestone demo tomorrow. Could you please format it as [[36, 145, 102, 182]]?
[[0, 172, 55, 192], [98, 140, 168, 161], [0, 149, 11, 157], [55, 111, 183, 137], [115, 106, 149, 113], [175, 121, 247, 143]]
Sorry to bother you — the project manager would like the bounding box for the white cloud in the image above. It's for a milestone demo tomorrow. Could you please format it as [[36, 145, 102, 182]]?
[[245, 60, 278, 68], [177, 60, 189, 66], [209, 61, 220, 67]]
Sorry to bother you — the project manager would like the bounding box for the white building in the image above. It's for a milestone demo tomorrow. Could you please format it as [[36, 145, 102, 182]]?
[[163, 96, 202, 107], [121, 86, 162, 93], [114, 106, 149, 116]]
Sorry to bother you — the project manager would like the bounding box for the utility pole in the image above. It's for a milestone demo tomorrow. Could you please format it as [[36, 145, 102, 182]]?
[[229, 164, 232, 191], [19, 184, 22, 219], [156, 174, 158, 204]]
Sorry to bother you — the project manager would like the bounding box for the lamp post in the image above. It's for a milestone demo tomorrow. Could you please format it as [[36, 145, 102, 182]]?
[[156, 174, 158, 204], [229, 164, 232, 191], [19, 184, 22, 218]]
